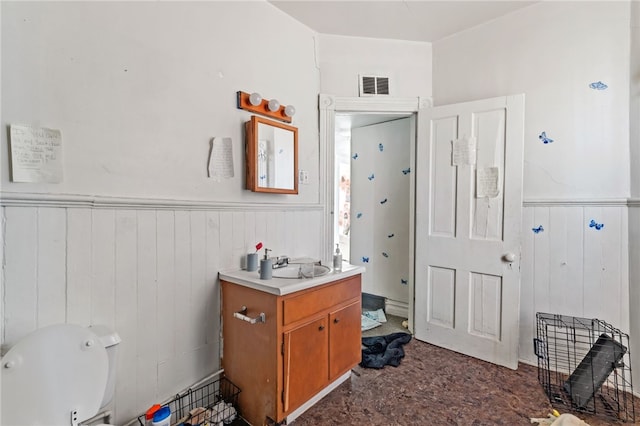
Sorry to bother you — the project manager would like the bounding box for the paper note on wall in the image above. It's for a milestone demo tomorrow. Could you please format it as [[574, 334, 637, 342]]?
[[9, 124, 63, 183], [208, 137, 234, 181], [452, 136, 477, 166], [476, 167, 500, 198]]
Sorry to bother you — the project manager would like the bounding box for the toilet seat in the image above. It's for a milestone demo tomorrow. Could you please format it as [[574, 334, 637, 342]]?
[[1, 324, 109, 426]]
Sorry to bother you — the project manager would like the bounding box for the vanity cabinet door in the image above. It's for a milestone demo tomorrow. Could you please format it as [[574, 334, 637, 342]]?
[[283, 316, 329, 413], [329, 301, 362, 380]]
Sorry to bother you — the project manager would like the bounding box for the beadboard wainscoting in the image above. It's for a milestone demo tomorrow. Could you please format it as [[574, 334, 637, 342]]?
[[2, 194, 636, 418], [519, 199, 630, 366], [628, 200, 640, 383], [0, 195, 324, 424]]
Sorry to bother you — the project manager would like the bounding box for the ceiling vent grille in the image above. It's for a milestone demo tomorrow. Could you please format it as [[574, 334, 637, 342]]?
[[359, 75, 391, 96]]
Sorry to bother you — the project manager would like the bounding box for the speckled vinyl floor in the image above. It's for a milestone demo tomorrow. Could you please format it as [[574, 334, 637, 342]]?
[[290, 330, 639, 426]]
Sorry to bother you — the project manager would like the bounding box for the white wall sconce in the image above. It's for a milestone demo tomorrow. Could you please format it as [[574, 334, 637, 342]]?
[[237, 91, 295, 123]]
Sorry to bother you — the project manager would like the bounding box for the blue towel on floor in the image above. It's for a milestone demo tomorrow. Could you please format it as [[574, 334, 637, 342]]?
[[360, 332, 412, 369]]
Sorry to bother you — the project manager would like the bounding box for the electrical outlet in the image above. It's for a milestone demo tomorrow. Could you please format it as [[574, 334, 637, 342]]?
[[298, 170, 309, 184]]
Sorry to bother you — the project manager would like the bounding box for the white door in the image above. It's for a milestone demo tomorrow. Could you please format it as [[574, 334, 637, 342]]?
[[414, 95, 524, 369]]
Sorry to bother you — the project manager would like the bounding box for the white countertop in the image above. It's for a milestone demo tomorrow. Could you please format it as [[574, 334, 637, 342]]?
[[219, 262, 365, 296]]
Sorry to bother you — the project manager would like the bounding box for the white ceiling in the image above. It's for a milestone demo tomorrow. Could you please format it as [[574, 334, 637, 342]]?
[[269, 0, 537, 43], [271, 0, 537, 131]]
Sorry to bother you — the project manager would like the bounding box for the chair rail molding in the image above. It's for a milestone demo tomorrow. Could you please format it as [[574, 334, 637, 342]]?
[[628, 198, 640, 207], [523, 198, 630, 207], [0, 191, 323, 211]]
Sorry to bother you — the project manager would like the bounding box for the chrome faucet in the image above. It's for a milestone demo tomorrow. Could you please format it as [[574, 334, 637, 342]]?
[[272, 256, 289, 269]]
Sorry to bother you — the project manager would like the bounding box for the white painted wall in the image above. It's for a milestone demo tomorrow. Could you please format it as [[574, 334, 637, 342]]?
[[629, 0, 640, 384], [434, 1, 630, 200], [350, 119, 411, 305], [318, 34, 432, 98], [433, 1, 635, 368], [1, 1, 320, 204], [0, 2, 323, 424], [631, 1, 640, 198]]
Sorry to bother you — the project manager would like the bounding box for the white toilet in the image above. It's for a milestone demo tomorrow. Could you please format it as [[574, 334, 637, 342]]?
[[1, 323, 121, 426]]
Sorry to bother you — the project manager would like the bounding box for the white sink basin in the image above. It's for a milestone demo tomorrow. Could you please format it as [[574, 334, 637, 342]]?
[[272, 264, 331, 279]]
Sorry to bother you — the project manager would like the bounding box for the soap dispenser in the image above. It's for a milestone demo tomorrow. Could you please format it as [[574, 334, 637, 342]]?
[[260, 248, 273, 280], [333, 244, 342, 272]]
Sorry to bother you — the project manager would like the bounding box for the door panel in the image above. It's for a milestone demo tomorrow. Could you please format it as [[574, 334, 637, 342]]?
[[471, 108, 506, 241], [469, 272, 502, 340], [415, 95, 524, 369], [428, 266, 456, 329], [431, 116, 458, 237]]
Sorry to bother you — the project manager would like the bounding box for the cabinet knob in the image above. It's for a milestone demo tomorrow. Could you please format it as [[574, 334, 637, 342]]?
[[319, 325, 325, 331], [334, 318, 340, 324]]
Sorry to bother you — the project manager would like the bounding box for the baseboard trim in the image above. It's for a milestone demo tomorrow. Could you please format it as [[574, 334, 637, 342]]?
[[385, 299, 409, 319]]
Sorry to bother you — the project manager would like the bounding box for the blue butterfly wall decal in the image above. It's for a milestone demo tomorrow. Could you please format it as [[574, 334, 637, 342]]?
[[401, 279, 408, 285], [589, 81, 608, 90], [368, 173, 375, 181], [532, 225, 544, 234], [362, 256, 370, 263], [278, 148, 284, 154], [380, 198, 388, 204], [402, 168, 411, 175], [352, 153, 359, 160], [539, 131, 554, 144], [388, 233, 394, 238], [259, 174, 267, 181], [356, 212, 363, 219], [589, 219, 604, 230], [382, 252, 389, 258], [378, 143, 384, 152]]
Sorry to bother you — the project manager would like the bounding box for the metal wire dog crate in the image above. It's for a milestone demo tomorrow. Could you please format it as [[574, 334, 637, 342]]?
[[535, 313, 636, 422], [137, 376, 241, 425]]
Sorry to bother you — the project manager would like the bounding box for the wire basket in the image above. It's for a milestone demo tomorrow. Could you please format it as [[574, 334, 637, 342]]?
[[137, 376, 241, 425], [535, 313, 636, 422]]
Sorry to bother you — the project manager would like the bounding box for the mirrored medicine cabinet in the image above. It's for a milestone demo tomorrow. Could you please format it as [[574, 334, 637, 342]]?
[[245, 115, 298, 194]]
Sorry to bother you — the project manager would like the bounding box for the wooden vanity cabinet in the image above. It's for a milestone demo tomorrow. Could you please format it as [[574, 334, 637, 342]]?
[[328, 302, 361, 378], [221, 274, 361, 426]]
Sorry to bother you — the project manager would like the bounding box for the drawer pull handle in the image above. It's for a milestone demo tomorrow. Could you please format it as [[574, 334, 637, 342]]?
[[334, 318, 340, 324], [319, 325, 325, 331], [233, 306, 266, 324]]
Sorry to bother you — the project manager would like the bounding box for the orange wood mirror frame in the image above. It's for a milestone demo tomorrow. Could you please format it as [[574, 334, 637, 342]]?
[[245, 115, 298, 194]]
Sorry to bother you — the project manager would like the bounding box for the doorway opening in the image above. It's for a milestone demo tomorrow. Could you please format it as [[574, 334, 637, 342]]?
[[333, 113, 414, 315], [319, 94, 426, 329]]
